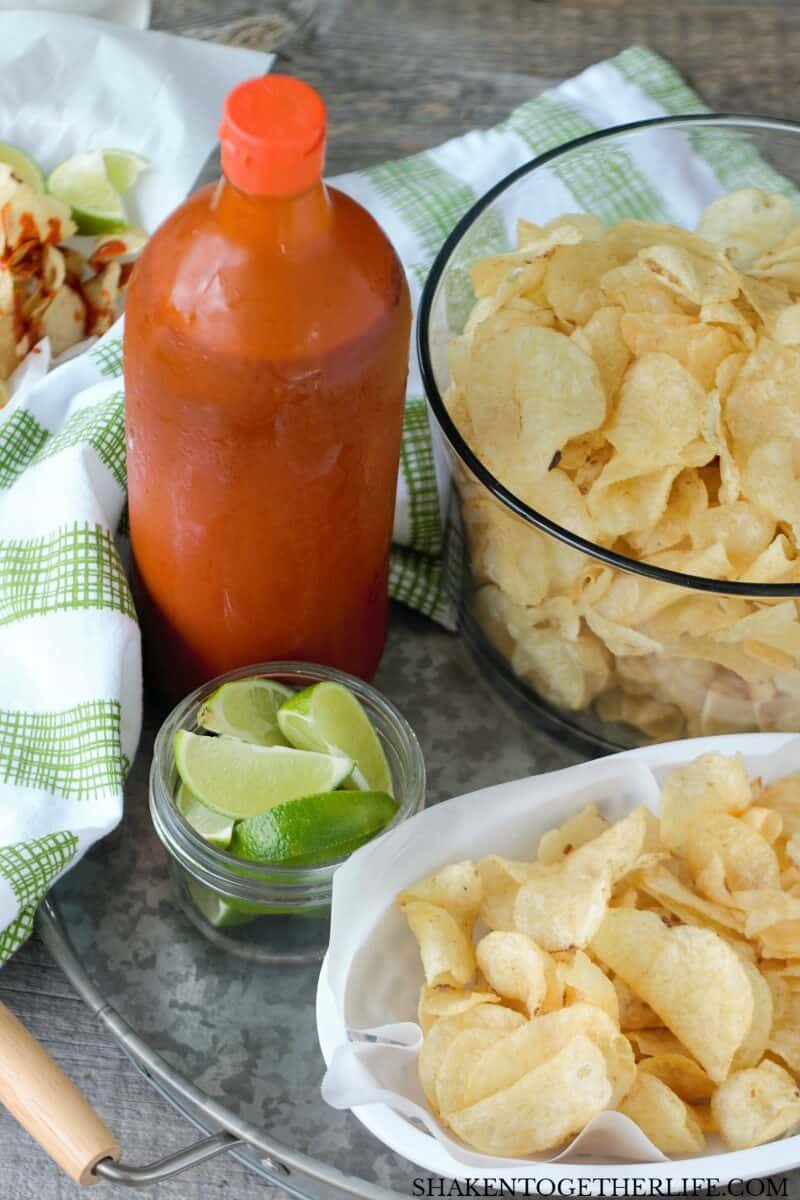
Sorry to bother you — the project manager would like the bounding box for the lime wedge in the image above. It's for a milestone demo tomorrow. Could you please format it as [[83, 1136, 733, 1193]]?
[[198, 678, 292, 746], [102, 148, 149, 194], [278, 682, 393, 795], [176, 782, 234, 849], [173, 730, 352, 820], [230, 790, 398, 866], [187, 879, 265, 928], [0, 142, 44, 192], [47, 149, 126, 234]]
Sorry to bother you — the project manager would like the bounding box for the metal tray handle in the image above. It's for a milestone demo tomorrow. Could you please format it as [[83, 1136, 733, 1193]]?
[[0, 999, 121, 1185], [0, 1000, 245, 1187]]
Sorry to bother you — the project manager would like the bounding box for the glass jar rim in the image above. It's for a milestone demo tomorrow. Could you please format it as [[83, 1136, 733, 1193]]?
[[418, 112, 800, 599], [150, 660, 426, 905]]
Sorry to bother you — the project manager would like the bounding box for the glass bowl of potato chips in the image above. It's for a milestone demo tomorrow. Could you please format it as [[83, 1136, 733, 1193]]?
[[419, 115, 800, 752]]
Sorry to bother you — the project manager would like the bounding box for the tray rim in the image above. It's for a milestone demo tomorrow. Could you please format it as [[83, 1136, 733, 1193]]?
[[36, 895, 408, 1200]]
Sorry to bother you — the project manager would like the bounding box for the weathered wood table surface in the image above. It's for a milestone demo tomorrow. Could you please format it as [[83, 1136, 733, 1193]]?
[[2, 0, 800, 1196]]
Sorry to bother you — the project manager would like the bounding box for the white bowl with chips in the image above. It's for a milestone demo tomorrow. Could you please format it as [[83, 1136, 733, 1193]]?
[[317, 731, 800, 1192], [417, 115, 800, 755]]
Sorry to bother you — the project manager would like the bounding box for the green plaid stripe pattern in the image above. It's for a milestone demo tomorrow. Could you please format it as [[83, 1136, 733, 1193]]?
[[0, 410, 48, 489], [0, 832, 78, 962], [35, 390, 127, 489], [503, 93, 673, 223], [399, 396, 442, 556], [366, 157, 478, 263], [389, 545, 448, 624], [0, 831, 78, 909], [0, 392, 126, 491], [0, 700, 126, 799], [0, 523, 135, 626], [615, 46, 794, 198], [0, 906, 37, 962], [89, 336, 123, 378]]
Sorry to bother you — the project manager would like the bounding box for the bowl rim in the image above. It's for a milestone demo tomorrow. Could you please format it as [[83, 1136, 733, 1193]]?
[[417, 112, 800, 598]]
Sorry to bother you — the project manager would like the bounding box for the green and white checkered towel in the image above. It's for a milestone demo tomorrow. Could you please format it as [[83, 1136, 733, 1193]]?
[[0, 44, 781, 961]]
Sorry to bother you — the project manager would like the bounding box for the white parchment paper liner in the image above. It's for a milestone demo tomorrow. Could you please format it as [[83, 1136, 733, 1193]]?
[[321, 734, 800, 1170]]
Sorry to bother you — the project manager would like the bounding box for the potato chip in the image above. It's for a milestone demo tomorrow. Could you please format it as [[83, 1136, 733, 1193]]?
[[569, 806, 649, 882], [604, 353, 707, 474], [745, 805, 783, 843], [569, 306, 631, 401], [588, 464, 681, 541], [513, 861, 611, 952], [659, 752, 751, 857], [436, 1027, 505, 1116], [741, 440, 800, 544], [542, 212, 606, 242], [470, 252, 547, 301], [417, 985, 501, 1034], [690, 1103, 719, 1134], [691, 501, 775, 572], [545, 240, 614, 326], [686, 812, 780, 906], [591, 908, 753, 1082], [712, 1059, 800, 1150], [638, 1053, 715, 1103], [726, 337, 800, 456], [537, 804, 610, 866], [513, 809, 648, 951], [83, 261, 122, 336], [36, 284, 87, 358], [628, 469, 708, 557], [636, 864, 744, 936], [628, 1028, 693, 1059], [465, 325, 606, 485], [462, 1002, 634, 1110], [557, 949, 619, 1021], [613, 977, 662, 1032], [621, 313, 740, 391], [601, 259, 694, 315], [398, 861, 482, 930], [638, 243, 740, 306], [511, 626, 612, 712], [478, 855, 537, 931], [618, 1071, 706, 1155], [697, 188, 800, 267], [476, 931, 560, 1017], [418, 1004, 526, 1109], [447, 1034, 611, 1156], [732, 960, 774, 1071], [399, 900, 475, 988], [759, 775, 800, 838]]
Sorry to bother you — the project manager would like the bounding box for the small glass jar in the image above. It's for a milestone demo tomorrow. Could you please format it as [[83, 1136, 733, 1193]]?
[[150, 661, 425, 963]]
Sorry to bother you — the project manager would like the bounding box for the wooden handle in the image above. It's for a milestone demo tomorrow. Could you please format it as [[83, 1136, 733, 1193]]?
[[0, 1000, 120, 1185]]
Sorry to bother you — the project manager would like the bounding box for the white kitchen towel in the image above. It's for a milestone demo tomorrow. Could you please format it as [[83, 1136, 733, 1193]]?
[[0, 12, 271, 960]]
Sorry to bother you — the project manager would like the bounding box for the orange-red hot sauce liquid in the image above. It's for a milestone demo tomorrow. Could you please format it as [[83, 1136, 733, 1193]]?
[[124, 167, 411, 701]]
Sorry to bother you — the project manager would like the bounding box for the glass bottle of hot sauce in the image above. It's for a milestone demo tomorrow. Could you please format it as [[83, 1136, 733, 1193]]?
[[124, 77, 411, 701]]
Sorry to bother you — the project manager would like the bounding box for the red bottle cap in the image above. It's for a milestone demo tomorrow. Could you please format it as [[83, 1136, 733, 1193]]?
[[219, 75, 327, 197]]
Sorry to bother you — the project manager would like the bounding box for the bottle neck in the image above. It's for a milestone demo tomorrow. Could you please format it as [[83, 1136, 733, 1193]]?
[[211, 175, 332, 248]]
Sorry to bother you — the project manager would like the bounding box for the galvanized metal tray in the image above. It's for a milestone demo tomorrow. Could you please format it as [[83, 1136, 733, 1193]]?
[[38, 609, 581, 1193]]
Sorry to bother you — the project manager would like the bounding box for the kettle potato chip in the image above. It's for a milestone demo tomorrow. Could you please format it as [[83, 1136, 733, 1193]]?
[[711, 1060, 800, 1149], [475, 931, 560, 1017], [447, 1034, 611, 1157], [399, 899, 476, 988], [618, 1070, 706, 1155], [417, 984, 501, 1034], [590, 908, 753, 1082]]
